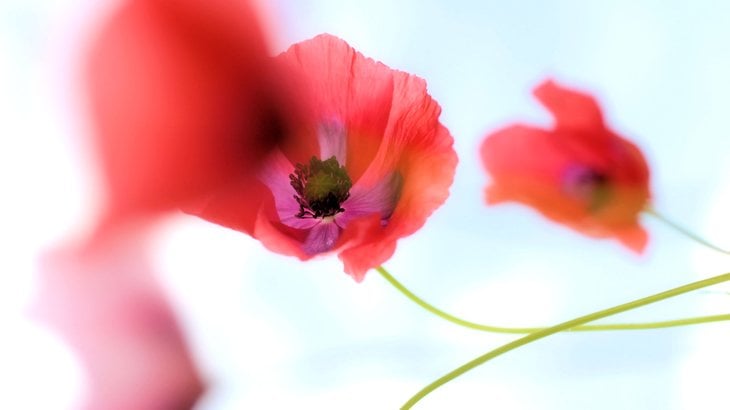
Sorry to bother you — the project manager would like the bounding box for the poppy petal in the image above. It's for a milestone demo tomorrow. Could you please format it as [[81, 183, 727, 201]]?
[[337, 72, 457, 280], [337, 214, 395, 282], [87, 0, 297, 227], [258, 150, 320, 230], [534, 80, 605, 134], [336, 172, 401, 227], [481, 125, 586, 221], [318, 121, 348, 165], [303, 221, 341, 255], [616, 225, 649, 253], [278, 34, 395, 182]]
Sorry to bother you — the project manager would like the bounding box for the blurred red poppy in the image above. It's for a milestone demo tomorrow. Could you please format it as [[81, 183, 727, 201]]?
[[189, 34, 458, 281], [480, 80, 650, 251], [32, 0, 300, 407], [87, 0, 300, 228]]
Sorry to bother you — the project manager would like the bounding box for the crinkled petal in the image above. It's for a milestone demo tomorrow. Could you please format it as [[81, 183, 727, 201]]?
[[337, 71, 457, 280], [337, 213, 394, 282], [278, 34, 395, 182]]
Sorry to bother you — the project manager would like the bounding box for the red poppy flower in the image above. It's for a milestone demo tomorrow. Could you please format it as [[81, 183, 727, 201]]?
[[480, 80, 651, 251], [189, 34, 458, 281], [87, 0, 300, 227]]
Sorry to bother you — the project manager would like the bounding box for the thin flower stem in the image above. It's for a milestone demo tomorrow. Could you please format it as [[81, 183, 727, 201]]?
[[401, 272, 730, 409], [376, 266, 730, 333], [645, 206, 730, 255]]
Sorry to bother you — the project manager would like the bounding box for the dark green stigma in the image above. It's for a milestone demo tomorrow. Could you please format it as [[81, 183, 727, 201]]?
[[289, 156, 352, 219]]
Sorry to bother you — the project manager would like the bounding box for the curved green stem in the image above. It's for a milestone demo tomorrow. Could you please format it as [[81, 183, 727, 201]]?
[[401, 272, 730, 409], [376, 266, 730, 333], [645, 207, 730, 255]]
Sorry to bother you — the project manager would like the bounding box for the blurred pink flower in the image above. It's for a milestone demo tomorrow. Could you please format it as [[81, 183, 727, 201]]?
[[32, 231, 204, 410]]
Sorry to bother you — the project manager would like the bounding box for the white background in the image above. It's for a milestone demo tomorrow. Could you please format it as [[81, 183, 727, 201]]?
[[2, 0, 730, 409]]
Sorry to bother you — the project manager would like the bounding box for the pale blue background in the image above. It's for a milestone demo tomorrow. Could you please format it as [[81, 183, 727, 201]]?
[[1, 1, 730, 409]]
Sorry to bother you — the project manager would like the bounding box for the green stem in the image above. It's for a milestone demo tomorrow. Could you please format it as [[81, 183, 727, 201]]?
[[401, 272, 730, 409], [645, 207, 730, 255], [376, 266, 730, 333]]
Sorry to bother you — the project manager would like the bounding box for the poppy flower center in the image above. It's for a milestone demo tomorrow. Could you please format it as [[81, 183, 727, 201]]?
[[564, 166, 612, 211], [289, 156, 352, 219]]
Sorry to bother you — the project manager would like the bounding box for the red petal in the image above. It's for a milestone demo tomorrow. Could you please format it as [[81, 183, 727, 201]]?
[[534, 79, 605, 134], [277, 34, 395, 182], [481, 125, 587, 222], [338, 71, 457, 280], [616, 225, 649, 253], [338, 214, 397, 282], [87, 0, 298, 227]]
